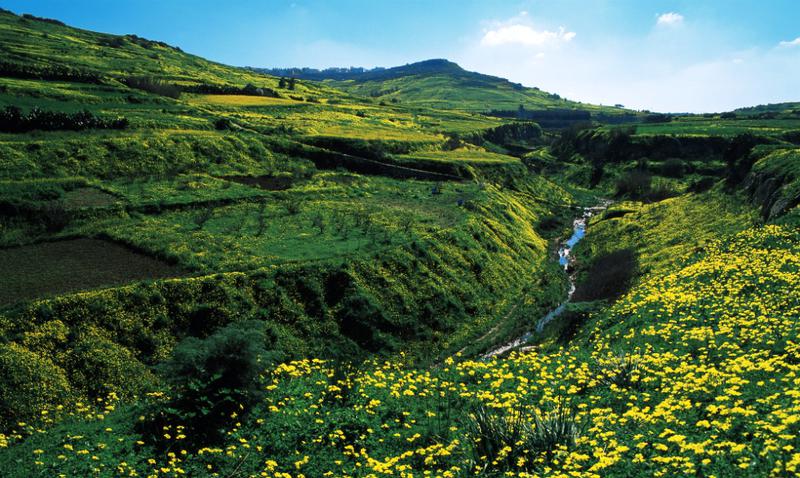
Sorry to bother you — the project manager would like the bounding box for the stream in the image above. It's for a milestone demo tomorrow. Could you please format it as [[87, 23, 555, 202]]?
[[482, 201, 610, 358]]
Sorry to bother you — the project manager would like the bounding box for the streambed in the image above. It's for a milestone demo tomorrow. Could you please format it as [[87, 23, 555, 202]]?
[[482, 202, 609, 358]]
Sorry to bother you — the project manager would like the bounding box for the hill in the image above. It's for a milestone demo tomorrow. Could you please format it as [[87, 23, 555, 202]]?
[[0, 6, 572, 438], [256, 59, 636, 120]]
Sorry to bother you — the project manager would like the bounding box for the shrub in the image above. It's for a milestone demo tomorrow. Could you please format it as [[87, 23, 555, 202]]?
[[285, 198, 302, 215], [688, 176, 717, 193], [0, 60, 102, 83], [21, 13, 65, 25], [572, 249, 637, 302], [660, 158, 686, 178], [615, 170, 652, 198], [140, 321, 269, 448], [64, 334, 156, 400], [0, 106, 128, 133], [123, 76, 181, 99], [724, 133, 762, 186], [0, 343, 71, 430], [181, 83, 279, 97], [39, 200, 70, 232], [213, 117, 233, 130], [643, 113, 672, 123], [598, 354, 642, 389], [648, 179, 679, 202]]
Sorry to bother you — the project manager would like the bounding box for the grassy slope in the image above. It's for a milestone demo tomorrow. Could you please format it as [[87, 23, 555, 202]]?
[[2, 203, 798, 478], [0, 8, 579, 436], [326, 66, 628, 114]]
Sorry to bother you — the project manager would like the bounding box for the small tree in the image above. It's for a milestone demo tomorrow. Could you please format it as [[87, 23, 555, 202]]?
[[278, 77, 287, 89], [311, 212, 326, 235], [140, 321, 269, 448], [288, 77, 297, 90]]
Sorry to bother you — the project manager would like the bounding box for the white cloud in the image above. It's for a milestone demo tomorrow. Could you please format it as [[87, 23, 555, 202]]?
[[779, 37, 800, 47], [481, 24, 575, 47], [459, 16, 800, 113], [656, 12, 684, 26]]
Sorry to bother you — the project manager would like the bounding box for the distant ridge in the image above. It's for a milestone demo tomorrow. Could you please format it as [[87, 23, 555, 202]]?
[[252, 59, 521, 85]]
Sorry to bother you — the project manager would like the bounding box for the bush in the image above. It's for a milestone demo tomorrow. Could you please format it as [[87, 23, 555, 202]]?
[[0, 343, 71, 430], [615, 170, 652, 198], [572, 249, 637, 302], [688, 176, 717, 193], [182, 83, 279, 97], [660, 158, 686, 178], [648, 179, 679, 202], [64, 334, 156, 400], [140, 321, 269, 447], [213, 117, 233, 130], [21, 13, 65, 25], [643, 113, 672, 123], [724, 133, 762, 186], [0, 106, 128, 133], [39, 200, 70, 232], [598, 354, 642, 389], [0, 60, 102, 83], [123, 76, 181, 99]]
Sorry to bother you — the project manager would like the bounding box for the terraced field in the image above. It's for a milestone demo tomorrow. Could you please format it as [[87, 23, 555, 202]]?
[[0, 238, 185, 306]]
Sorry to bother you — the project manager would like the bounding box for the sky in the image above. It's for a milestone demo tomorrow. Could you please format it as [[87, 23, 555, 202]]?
[[3, 0, 800, 112]]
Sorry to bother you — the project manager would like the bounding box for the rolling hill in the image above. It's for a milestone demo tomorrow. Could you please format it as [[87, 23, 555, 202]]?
[[257, 59, 635, 119]]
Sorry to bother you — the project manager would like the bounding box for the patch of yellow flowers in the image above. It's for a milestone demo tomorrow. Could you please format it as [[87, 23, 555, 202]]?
[[5, 225, 799, 477]]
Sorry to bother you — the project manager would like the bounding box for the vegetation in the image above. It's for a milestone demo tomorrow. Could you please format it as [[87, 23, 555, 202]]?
[[0, 7, 798, 478]]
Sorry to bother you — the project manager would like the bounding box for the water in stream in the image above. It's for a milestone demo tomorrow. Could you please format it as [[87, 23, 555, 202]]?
[[482, 203, 609, 358]]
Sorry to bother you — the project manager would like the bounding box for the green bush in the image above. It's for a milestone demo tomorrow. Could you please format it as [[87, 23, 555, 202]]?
[[140, 321, 270, 448], [615, 170, 652, 199], [64, 333, 156, 400], [0, 343, 71, 430], [660, 158, 686, 178]]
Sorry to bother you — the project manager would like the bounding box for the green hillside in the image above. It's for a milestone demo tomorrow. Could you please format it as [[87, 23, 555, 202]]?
[[267, 59, 633, 116]]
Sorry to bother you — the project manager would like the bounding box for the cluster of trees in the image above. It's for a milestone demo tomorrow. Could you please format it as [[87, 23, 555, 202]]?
[[0, 106, 128, 133], [181, 82, 280, 97], [277, 77, 297, 90], [20, 13, 65, 25], [489, 106, 591, 129], [0, 60, 102, 84], [123, 34, 183, 52], [642, 113, 672, 123], [122, 76, 181, 98]]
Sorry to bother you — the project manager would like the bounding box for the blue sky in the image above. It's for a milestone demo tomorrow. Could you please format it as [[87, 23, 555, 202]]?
[[3, 0, 800, 112]]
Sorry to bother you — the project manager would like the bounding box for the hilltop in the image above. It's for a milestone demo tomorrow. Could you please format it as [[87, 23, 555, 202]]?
[[256, 59, 634, 120]]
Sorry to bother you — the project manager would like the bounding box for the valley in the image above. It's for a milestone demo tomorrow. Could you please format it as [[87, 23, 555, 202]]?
[[0, 6, 798, 478]]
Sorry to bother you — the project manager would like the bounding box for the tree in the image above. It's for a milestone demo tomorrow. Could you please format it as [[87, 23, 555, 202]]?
[[288, 77, 297, 90], [140, 321, 270, 448], [278, 77, 287, 89]]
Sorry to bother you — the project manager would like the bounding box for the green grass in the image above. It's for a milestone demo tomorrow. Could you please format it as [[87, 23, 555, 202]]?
[[631, 116, 800, 137], [575, 188, 759, 278], [325, 68, 629, 115]]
